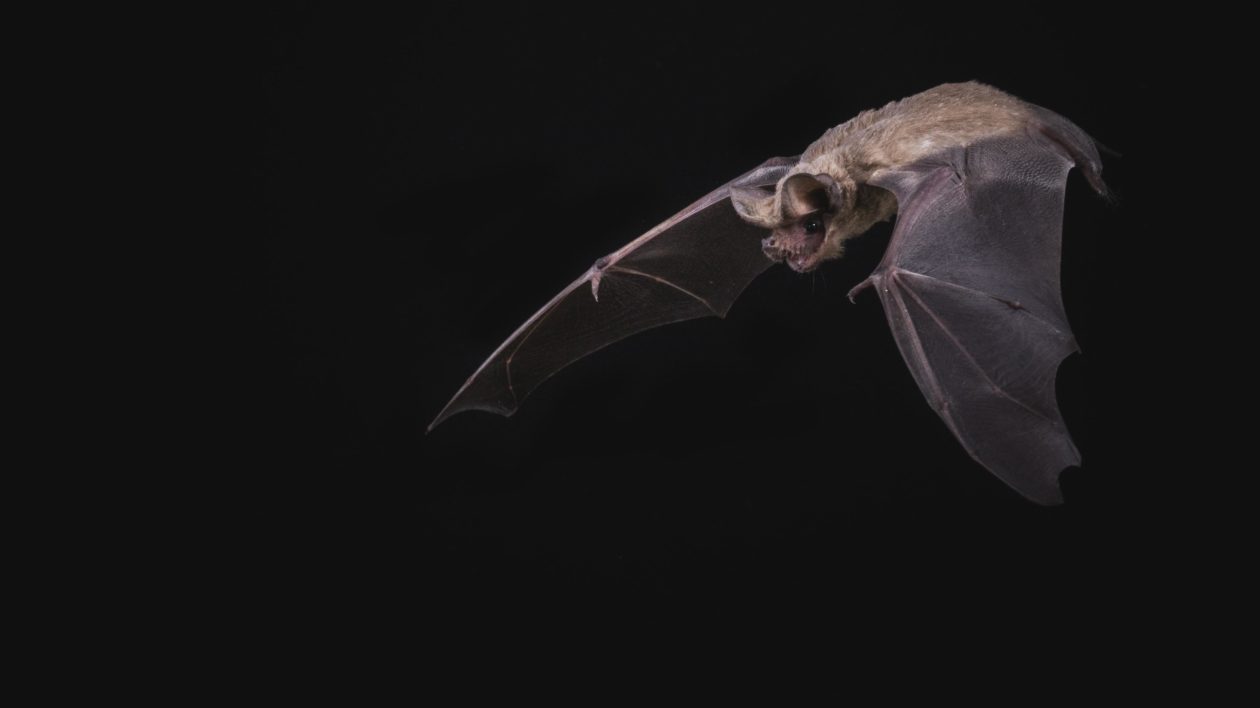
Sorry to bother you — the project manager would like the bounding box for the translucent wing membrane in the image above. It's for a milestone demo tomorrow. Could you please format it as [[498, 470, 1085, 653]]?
[[429, 157, 796, 430], [852, 116, 1104, 504]]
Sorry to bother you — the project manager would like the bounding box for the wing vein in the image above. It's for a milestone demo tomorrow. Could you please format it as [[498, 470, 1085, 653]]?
[[897, 278, 1056, 424], [889, 284, 957, 434], [895, 269, 1068, 338], [608, 266, 719, 316], [502, 303, 559, 409]]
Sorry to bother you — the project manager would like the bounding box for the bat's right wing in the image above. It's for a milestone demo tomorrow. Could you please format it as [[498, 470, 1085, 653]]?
[[849, 114, 1105, 504], [429, 156, 797, 431]]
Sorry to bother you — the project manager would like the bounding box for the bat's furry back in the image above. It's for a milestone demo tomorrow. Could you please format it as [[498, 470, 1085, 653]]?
[[804, 82, 1041, 174]]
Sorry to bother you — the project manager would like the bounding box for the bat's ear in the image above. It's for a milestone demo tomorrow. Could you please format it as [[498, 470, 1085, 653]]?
[[780, 173, 847, 219], [730, 186, 779, 228]]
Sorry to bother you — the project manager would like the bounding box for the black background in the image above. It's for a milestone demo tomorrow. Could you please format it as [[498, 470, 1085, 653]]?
[[222, 3, 1170, 677]]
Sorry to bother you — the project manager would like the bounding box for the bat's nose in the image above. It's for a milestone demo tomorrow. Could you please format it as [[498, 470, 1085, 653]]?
[[762, 236, 785, 261]]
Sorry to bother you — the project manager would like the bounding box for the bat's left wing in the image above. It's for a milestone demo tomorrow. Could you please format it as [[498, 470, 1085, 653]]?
[[430, 156, 796, 431], [849, 113, 1105, 504]]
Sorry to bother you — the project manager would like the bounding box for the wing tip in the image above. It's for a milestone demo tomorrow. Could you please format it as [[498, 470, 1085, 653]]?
[[425, 415, 446, 435], [426, 401, 517, 434], [1026, 479, 1066, 506], [426, 408, 453, 434], [1011, 446, 1082, 505]]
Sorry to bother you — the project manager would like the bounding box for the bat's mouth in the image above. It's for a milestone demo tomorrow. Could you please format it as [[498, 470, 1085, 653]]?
[[787, 249, 822, 273], [764, 232, 826, 273]]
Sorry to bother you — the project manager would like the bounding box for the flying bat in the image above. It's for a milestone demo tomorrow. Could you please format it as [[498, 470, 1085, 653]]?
[[429, 82, 1107, 505]]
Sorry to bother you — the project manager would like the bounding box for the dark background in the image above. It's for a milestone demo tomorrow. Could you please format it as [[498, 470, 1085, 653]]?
[[221, 3, 1168, 671]]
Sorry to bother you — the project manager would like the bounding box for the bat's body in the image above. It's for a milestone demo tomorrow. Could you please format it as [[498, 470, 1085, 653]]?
[[734, 83, 1104, 273], [431, 82, 1106, 505]]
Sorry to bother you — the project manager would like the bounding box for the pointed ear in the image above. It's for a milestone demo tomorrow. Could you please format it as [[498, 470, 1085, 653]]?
[[730, 186, 779, 228], [780, 173, 846, 219]]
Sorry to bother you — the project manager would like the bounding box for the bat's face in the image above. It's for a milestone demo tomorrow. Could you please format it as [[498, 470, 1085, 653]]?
[[772, 172, 852, 272], [733, 171, 849, 273], [762, 212, 834, 273]]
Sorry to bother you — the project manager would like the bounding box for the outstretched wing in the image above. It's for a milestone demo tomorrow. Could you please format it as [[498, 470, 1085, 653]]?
[[430, 156, 797, 431], [850, 115, 1105, 504]]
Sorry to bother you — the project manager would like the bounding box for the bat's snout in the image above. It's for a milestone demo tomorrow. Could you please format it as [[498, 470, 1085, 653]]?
[[761, 235, 787, 263]]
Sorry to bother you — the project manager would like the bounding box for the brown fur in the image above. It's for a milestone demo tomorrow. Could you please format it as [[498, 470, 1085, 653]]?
[[735, 82, 1038, 272]]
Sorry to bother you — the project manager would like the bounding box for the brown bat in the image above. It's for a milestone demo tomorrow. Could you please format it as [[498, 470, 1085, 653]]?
[[429, 82, 1107, 505]]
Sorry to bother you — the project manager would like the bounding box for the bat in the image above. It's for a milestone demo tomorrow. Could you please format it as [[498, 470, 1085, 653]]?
[[429, 82, 1107, 505]]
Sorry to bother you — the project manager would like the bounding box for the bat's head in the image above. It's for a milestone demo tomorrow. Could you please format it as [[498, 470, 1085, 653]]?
[[731, 172, 850, 273]]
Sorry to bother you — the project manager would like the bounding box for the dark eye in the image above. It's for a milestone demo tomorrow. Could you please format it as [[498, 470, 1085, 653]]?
[[803, 217, 823, 235]]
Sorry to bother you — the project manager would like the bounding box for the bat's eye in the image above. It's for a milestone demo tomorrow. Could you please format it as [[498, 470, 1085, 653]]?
[[803, 217, 823, 235]]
